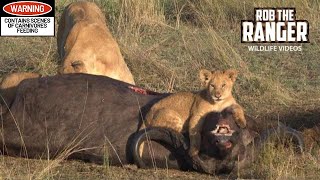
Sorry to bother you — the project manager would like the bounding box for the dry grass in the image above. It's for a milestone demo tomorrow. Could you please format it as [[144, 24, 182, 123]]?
[[0, 0, 320, 179]]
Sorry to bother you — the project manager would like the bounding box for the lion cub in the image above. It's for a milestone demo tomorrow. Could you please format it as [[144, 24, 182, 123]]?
[[144, 69, 246, 157]]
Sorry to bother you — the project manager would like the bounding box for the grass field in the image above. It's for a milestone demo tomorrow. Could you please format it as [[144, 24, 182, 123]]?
[[0, 0, 320, 179]]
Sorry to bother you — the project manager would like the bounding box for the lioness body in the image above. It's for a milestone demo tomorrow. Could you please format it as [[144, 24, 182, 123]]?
[[57, 2, 135, 84], [144, 69, 246, 156]]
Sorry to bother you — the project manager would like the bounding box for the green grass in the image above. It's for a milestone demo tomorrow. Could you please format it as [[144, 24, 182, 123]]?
[[0, 0, 320, 179]]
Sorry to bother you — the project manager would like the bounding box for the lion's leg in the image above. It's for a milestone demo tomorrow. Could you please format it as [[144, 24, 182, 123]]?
[[139, 123, 146, 157], [139, 109, 183, 159], [230, 104, 246, 128]]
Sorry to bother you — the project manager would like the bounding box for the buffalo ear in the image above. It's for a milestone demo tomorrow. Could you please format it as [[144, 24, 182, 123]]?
[[224, 69, 238, 82], [199, 69, 212, 86]]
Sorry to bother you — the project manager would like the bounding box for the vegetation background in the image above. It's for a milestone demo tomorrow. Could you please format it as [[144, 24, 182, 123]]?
[[0, 0, 319, 179]]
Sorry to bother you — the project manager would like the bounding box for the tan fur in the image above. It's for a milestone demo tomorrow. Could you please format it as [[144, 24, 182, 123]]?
[[143, 69, 246, 157], [57, 2, 135, 84], [0, 72, 40, 114]]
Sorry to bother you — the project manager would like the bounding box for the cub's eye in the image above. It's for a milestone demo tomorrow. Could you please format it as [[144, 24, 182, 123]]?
[[210, 84, 215, 88], [222, 83, 226, 88]]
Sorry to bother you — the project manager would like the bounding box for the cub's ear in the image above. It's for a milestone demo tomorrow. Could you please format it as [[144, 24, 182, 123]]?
[[224, 69, 238, 82], [199, 69, 212, 86]]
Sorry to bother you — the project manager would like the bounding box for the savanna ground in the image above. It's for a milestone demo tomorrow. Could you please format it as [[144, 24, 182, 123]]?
[[0, 0, 320, 179]]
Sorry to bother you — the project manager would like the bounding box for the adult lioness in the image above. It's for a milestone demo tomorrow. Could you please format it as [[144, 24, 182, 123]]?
[[57, 2, 135, 84], [0, 72, 40, 114], [143, 69, 246, 157]]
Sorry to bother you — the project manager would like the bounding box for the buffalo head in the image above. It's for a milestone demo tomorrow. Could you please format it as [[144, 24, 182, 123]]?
[[132, 107, 249, 174], [132, 106, 305, 175]]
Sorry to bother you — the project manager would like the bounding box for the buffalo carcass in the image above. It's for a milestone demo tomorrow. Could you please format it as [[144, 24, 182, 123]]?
[[133, 106, 305, 174], [1, 73, 229, 171], [0, 73, 304, 174], [0, 73, 181, 167]]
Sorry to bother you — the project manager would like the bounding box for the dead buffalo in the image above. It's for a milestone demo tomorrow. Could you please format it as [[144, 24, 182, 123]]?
[[0, 73, 173, 166], [133, 106, 304, 174], [0, 73, 304, 174], [0, 73, 222, 172]]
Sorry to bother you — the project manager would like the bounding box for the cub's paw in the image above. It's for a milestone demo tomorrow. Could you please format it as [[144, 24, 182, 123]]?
[[235, 117, 246, 128], [232, 110, 246, 128]]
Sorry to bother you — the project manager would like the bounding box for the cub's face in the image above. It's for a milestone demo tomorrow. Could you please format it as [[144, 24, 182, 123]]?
[[199, 69, 237, 102]]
